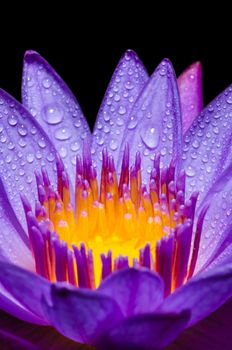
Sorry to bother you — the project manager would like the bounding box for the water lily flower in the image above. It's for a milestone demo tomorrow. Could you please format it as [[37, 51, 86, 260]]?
[[0, 49, 232, 350]]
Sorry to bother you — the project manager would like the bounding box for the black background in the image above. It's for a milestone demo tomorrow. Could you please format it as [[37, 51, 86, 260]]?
[[0, 10, 230, 130]]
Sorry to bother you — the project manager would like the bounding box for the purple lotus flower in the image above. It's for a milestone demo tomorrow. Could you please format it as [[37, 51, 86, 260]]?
[[0, 49, 232, 350]]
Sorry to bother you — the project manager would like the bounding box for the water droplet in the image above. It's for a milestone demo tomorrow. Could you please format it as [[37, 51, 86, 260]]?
[[55, 127, 71, 141], [42, 78, 52, 88], [103, 125, 110, 134], [38, 138, 46, 148], [127, 116, 138, 130], [96, 137, 104, 145], [114, 94, 121, 102], [116, 117, 124, 126], [59, 146, 67, 158], [26, 153, 34, 163], [27, 76, 34, 87], [18, 125, 27, 136], [125, 81, 134, 90], [26, 175, 33, 184], [8, 142, 15, 150], [160, 147, 167, 156], [70, 141, 81, 152], [43, 105, 64, 125], [118, 106, 127, 115], [109, 139, 118, 151], [186, 166, 195, 177], [192, 140, 200, 149], [74, 119, 82, 128], [35, 151, 42, 159], [18, 138, 26, 148], [5, 154, 12, 164], [140, 126, 159, 149], [226, 96, 232, 104], [46, 153, 55, 162], [103, 112, 110, 122], [8, 115, 18, 126]]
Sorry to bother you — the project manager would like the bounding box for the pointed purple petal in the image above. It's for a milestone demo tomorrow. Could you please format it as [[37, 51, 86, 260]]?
[[166, 297, 232, 350], [178, 62, 203, 134], [158, 262, 232, 327], [0, 89, 58, 229], [0, 178, 33, 268], [0, 308, 93, 350], [42, 283, 123, 344], [0, 262, 50, 323], [98, 268, 164, 317], [194, 163, 232, 272], [91, 50, 148, 171], [119, 59, 182, 182], [182, 83, 232, 204], [97, 310, 190, 350], [22, 51, 91, 188]]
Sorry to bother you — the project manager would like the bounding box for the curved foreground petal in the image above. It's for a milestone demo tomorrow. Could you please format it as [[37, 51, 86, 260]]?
[[92, 50, 148, 172], [96, 310, 190, 350], [119, 58, 182, 182], [166, 297, 232, 350], [42, 283, 123, 345], [98, 268, 164, 317], [177, 62, 203, 134], [0, 308, 93, 350], [158, 262, 232, 327], [0, 285, 44, 325], [0, 262, 50, 324], [22, 51, 91, 189], [0, 89, 58, 230]]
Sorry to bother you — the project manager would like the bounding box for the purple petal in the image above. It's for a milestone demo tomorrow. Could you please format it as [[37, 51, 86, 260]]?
[[91, 50, 148, 171], [42, 283, 123, 344], [166, 297, 232, 350], [158, 262, 232, 327], [0, 308, 93, 350], [119, 59, 182, 182], [97, 310, 190, 350], [22, 50, 91, 188], [0, 178, 33, 268], [177, 62, 203, 134], [0, 284, 44, 325], [192, 163, 232, 272], [182, 83, 232, 204], [98, 268, 164, 317], [0, 89, 58, 230], [0, 261, 50, 323]]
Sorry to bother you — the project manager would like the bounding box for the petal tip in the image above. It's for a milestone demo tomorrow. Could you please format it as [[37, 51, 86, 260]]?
[[24, 50, 41, 62]]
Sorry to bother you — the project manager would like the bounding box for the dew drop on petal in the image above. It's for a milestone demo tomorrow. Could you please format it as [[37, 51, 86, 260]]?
[[127, 116, 138, 130], [70, 141, 81, 152], [17, 125, 27, 136], [26, 153, 34, 163], [55, 127, 71, 141], [140, 126, 159, 150], [38, 138, 46, 149], [118, 106, 127, 115], [186, 166, 196, 177], [43, 105, 64, 125], [42, 78, 52, 89], [59, 146, 67, 158], [109, 139, 118, 151], [8, 115, 18, 126]]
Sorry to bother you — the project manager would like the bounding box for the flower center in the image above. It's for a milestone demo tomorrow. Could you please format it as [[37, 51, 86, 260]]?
[[22, 144, 206, 296]]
